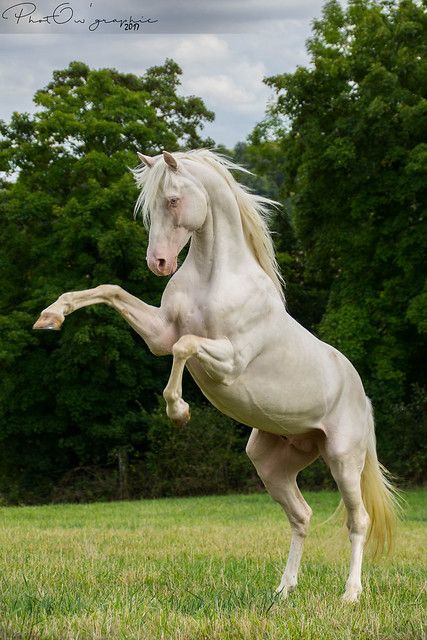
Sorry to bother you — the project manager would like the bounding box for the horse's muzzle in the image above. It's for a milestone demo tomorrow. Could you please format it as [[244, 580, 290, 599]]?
[[147, 256, 178, 276]]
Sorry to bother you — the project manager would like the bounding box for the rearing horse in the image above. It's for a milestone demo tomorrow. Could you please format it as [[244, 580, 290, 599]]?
[[34, 149, 399, 602]]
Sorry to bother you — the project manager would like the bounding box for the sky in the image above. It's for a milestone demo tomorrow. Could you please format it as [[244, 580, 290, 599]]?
[[0, 0, 328, 147]]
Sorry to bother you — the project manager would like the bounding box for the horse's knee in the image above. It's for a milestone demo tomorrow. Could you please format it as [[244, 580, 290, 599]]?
[[172, 335, 199, 359], [99, 284, 123, 302]]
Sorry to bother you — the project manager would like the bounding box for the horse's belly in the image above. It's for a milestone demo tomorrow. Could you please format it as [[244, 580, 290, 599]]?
[[186, 361, 326, 436]]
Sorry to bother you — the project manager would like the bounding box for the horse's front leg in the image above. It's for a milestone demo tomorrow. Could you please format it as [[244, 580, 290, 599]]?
[[163, 335, 237, 426], [33, 285, 174, 355]]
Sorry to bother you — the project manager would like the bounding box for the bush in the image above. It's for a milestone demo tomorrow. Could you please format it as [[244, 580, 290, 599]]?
[[136, 401, 260, 498], [136, 399, 336, 497], [380, 385, 427, 486]]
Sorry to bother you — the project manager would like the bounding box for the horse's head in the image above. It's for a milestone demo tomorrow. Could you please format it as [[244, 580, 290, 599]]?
[[135, 151, 208, 276]]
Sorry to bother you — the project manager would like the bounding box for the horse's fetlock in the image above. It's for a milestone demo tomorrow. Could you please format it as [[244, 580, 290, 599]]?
[[163, 388, 178, 403], [58, 292, 72, 313]]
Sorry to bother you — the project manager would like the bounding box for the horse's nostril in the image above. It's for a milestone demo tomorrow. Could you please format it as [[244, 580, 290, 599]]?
[[157, 259, 166, 270]]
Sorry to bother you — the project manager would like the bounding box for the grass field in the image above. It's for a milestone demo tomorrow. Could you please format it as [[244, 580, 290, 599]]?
[[0, 490, 425, 640]]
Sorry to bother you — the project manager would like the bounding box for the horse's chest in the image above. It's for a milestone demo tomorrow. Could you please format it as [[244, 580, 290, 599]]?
[[174, 292, 234, 338], [176, 303, 209, 337]]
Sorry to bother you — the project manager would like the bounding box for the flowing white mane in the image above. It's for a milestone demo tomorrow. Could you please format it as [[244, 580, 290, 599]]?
[[132, 149, 285, 302]]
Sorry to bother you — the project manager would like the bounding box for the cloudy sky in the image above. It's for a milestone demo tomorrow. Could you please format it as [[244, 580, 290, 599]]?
[[0, 0, 328, 146]]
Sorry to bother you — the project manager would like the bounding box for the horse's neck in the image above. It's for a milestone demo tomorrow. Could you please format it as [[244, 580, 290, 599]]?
[[187, 183, 254, 283]]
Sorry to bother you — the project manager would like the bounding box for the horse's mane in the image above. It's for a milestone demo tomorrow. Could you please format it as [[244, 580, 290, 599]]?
[[132, 149, 285, 302]]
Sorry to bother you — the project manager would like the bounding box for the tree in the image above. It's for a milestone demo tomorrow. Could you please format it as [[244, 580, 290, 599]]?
[[255, 0, 426, 479], [0, 60, 214, 502]]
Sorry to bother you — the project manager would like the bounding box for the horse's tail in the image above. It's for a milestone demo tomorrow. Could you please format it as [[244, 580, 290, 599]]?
[[361, 398, 402, 556]]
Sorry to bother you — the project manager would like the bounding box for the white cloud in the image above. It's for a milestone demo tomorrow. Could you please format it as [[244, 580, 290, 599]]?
[[186, 75, 253, 106], [184, 59, 267, 115], [171, 35, 230, 64], [0, 0, 327, 145]]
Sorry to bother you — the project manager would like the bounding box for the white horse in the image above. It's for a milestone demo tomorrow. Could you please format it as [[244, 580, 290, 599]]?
[[33, 149, 399, 602]]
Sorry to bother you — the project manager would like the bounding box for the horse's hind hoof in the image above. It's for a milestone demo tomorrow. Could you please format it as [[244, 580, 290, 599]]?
[[342, 588, 361, 603], [33, 312, 64, 331]]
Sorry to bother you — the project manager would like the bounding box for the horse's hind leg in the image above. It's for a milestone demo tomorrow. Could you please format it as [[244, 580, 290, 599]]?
[[246, 429, 319, 597], [320, 439, 369, 602]]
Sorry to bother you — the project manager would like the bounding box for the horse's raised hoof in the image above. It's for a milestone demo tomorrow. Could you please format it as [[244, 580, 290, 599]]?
[[33, 312, 64, 331], [167, 399, 191, 427], [172, 406, 191, 428]]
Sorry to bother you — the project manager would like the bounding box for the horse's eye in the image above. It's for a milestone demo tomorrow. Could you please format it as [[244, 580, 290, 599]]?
[[169, 197, 179, 208]]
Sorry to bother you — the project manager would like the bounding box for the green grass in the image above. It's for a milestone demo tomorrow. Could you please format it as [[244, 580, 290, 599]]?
[[0, 490, 425, 639]]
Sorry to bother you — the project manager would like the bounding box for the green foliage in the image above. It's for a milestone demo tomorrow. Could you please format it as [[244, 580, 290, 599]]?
[[0, 61, 214, 503], [382, 385, 427, 484], [251, 0, 426, 476], [138, 401, 259, 498], [319, 303, 377, 365]]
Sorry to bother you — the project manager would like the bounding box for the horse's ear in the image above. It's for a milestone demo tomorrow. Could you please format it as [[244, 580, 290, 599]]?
[[163, 151, 178, 171], [137, 152, 155, 167]]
